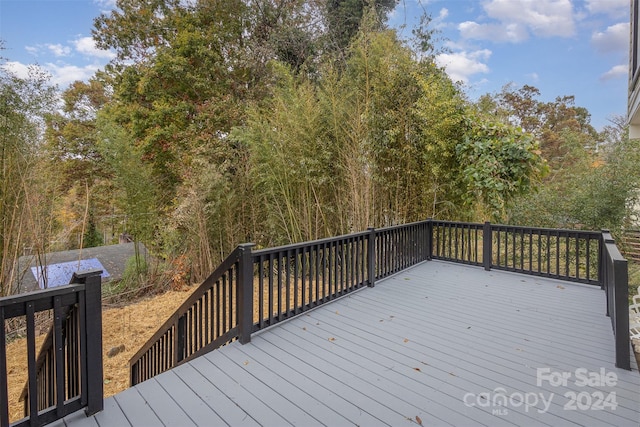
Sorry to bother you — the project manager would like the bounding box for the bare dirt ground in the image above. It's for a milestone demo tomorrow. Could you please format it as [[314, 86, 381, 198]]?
[[6, 285, 197, 423]]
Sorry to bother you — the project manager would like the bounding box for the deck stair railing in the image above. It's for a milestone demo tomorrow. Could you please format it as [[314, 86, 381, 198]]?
[[0, 269, 103, 427], [131, 219, 632, 386], [130, 221, 432, 385]]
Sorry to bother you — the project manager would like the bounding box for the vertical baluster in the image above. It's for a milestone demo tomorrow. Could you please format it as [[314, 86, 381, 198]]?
[[555, 232, 560, 276], [204, 290, 209, 345], [216, 279, 222, 338], [328, 243, 334, 299], [301, 247, 307, 311], [286, 249, 291, 317], [576, 235, 580, 280], [231, 267, 236, 329], [0, 307, 8, 427], [565, 233, 570, 278], [277, 254, 283, 320], [314, 245, 320, 306], [258, 256, 265, 328], [294, 248, 300, 314], [586, 236, 591, 281], [322, 243, 327, 302], [26, 302, 38, 420], [53, 297, 65, 415]]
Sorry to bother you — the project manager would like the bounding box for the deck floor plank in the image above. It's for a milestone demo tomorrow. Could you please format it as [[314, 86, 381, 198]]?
[[62, 261, 640, 427], [152, 369, 229, 427]]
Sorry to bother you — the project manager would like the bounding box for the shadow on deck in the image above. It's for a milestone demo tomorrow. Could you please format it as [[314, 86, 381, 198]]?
[[56, 261, 640, 427]]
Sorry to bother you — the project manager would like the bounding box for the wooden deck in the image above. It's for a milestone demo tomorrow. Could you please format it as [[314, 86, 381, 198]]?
[[54, 261, 639, 427]]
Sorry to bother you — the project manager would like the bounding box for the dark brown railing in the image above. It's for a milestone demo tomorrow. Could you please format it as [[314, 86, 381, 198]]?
[[601, 231, 630, 370], [490, 224, 601, 284], [374, 221, 431, 280], [431, 221, 484, 266], [129, 246, 246, 386], [131, 219, 632, 386], [0, 270, 103, 427], [130, 222, 433, 385]]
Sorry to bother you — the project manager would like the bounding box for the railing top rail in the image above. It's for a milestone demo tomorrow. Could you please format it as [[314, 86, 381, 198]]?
[[374, 220, 431, 232], [0, 283, 85, 308], [431, 220, 482, 227], [128, 246, 242, 366], [603, 238, 626, 261], [252, 230, 371, 257], [0, 284, 85, 320], [490, 223, 602, 237]]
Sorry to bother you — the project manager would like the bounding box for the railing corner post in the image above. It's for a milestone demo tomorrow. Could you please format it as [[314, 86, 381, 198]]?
[[483, 221, 492, 271], [600, 229, 614, 291], [426, 218, 433, 261], [614, 258, 631, 370], [75, 270, 104, 416], [367, 227, 376, 287], [238, 243, 255, 344]]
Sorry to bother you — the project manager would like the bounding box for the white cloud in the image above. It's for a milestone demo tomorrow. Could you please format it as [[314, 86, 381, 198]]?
[[45, 63, 102, 87], [526, 72, 540, 82], [460, 0, 576, 43], [46, 43, 72, 57], [25, 46, 40, 55], [459, 21, 528, 43], [2, 60, 101, 88], [435, 49, 491, 83], [591, 23, 629, 54], [1, 61, 33, 80], [73, 37, 115, 60], [584, 0, 628, 18], [432, 8, 449, 29], [600, 64, 627, 81], [93, 0, 116, 8]]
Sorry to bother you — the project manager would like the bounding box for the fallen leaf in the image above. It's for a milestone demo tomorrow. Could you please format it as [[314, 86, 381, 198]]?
[[328, 337, 336, 341], [557, 285, 565, 289], [390, 316, 395, 319], [404, 277, 410, 280], [467, 326, 471, 329], [379, 320, 384, 322], [403, 338, 409, 343], [449, 372, 456, 376], [416, 415, 423, 426], [302, 327, 307, 331], [413, 367, 421, 372], [243, 360, 249, 365], [335, 310, 340, 315]]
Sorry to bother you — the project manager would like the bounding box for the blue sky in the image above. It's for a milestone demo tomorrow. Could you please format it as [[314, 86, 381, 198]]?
[[0, 0, 631, 130]]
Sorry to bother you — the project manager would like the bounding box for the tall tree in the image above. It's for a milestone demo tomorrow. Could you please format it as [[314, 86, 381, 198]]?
[[0, 51, 56, 294]]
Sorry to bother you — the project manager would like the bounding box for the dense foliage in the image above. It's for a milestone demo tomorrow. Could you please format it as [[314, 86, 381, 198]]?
[[1, 1, 636, 294]]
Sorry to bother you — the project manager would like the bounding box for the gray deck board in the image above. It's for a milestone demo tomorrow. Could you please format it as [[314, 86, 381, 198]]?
[[61, 261, 640, 427]]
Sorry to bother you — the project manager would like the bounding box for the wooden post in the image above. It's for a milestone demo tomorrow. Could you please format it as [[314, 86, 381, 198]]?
[[176, 316, 186, 363], [426, 219, 433, 261], [238, 243, 255, 344], [613, 257, 630, 370], [483, 222, 492, 271], [367, 228, 376, 287], [0, 307, 8, 427], [72, 269, 104, 416]]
